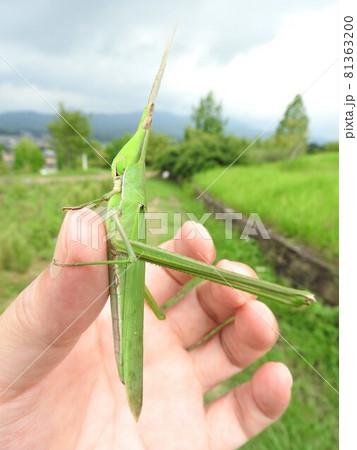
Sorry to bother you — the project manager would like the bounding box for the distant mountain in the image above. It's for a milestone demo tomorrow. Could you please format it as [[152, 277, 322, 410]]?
[[91, 111, 189, 141], [0, 110, 262, 142], [0, 111, 51, 136], [0, 110, 337, 143]]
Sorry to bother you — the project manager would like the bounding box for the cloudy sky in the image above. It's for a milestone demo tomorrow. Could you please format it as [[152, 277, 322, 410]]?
[[0, 0, 338, 140]]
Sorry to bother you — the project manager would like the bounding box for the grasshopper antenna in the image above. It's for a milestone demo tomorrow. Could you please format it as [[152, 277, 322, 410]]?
[[148, 25, 177, 106]]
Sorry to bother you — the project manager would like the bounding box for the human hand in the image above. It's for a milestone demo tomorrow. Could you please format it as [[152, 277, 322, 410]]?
[[0, 210, 292, 449]]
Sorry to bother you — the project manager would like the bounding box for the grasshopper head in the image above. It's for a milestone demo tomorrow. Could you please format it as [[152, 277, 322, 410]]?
[[111, 105, 153, 178]]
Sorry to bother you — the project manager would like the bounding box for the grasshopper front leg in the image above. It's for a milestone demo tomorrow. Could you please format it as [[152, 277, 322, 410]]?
[[62, 187, 120, 211]]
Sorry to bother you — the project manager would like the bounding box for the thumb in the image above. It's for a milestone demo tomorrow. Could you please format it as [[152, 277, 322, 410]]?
[[0, 208, 109, 400]]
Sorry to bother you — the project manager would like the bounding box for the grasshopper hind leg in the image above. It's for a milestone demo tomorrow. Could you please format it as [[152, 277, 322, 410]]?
[[145, 285, 165, 320]]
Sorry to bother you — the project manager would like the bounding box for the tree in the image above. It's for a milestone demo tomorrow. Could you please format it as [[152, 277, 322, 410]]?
[[13, 138, 44, 173], [146, 132, 172, 167], [105, 132, 172, 169], [47, 103, 92, 169], [105, 134, 132, 164], [275, 94, 309, 159], [323, 141, 339, 153], [156, 128, 231, 180], [191, 91, 226, 135], [86, 139, 106, 168], [307, 142, 324, 154]]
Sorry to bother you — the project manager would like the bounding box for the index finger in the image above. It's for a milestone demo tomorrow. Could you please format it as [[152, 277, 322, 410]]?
[[145, 221, 216, 306]]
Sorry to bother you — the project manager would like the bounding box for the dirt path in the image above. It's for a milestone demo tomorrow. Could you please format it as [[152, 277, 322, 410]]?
[[0, 171, 159, 184]]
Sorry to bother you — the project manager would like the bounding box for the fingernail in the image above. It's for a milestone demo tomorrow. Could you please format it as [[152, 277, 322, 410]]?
[[193, 223, 212, 241], [185, 221, 212, 241], [220, 260, 239, 272]]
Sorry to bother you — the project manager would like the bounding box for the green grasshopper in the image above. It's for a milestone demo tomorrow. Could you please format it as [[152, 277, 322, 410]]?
[[57, 34, 315, 420]]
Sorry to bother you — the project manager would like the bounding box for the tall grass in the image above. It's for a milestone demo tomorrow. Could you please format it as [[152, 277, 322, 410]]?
[[193, 153, 339, 261]]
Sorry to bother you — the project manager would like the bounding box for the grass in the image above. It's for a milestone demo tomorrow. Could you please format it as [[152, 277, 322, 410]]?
[[146, 178, 338, 449], [0, 174, 338, 448], [193, 153, 339, 262], [0, 176, 113, 310]]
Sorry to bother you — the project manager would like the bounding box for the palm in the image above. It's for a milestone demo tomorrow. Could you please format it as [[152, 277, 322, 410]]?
[[29, 302, 206, 448], [0, 219, 292, 450]]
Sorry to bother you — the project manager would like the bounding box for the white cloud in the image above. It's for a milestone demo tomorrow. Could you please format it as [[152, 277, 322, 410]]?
[[168, 5, 338, 122], [0, 0, 338, 139]]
